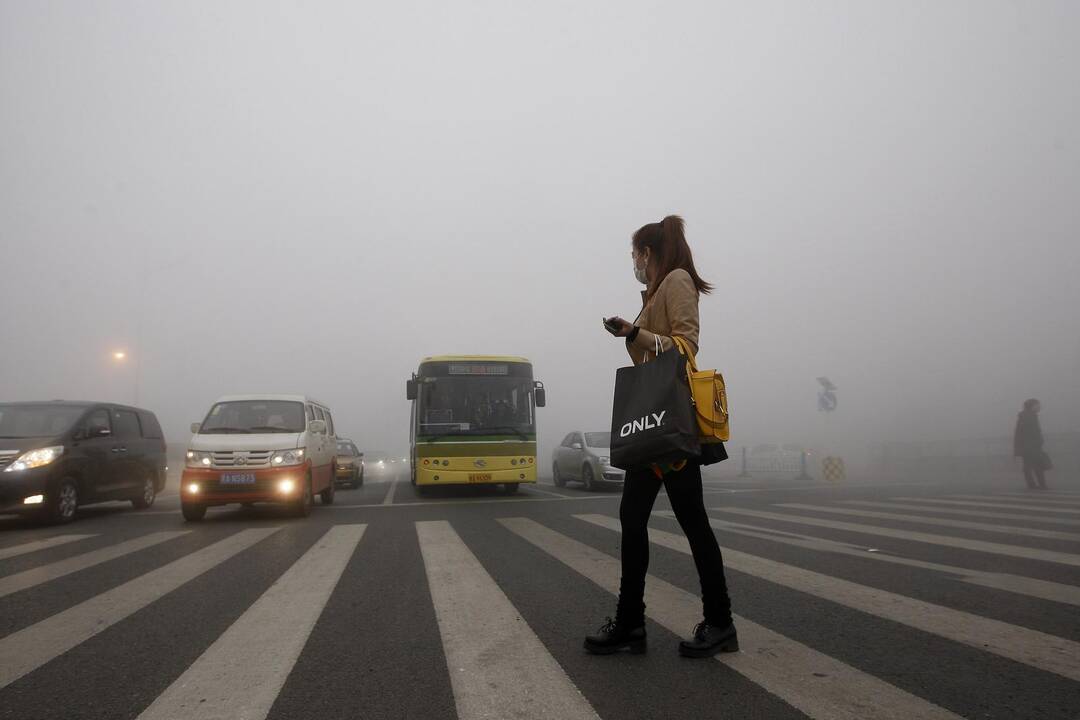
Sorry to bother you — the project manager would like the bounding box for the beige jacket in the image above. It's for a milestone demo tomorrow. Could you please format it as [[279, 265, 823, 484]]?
[[626, 268, 700, 366]]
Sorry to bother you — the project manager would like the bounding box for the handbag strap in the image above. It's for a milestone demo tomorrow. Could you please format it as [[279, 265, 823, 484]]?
[[671, 336, 699, 372]]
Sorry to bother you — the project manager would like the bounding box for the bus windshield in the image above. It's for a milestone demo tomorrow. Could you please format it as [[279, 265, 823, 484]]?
[[418, 376, 535, 437]]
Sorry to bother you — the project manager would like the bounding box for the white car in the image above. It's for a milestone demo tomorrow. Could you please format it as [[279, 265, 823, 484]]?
[[181, 395, 339, 520], [552, 431, 625, 491]]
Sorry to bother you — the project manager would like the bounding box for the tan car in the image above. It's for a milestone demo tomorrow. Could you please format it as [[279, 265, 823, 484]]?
[[334, 439, 364, 488]]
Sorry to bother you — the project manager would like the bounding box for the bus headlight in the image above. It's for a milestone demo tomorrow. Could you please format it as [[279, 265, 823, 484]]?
[[271, 449, 305, 467], [4, 446, 64, 472]]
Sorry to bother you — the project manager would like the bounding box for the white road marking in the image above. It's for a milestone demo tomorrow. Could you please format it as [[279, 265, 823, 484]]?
[[714, 507, 1080, 567], [0, 527, 279, 689], [775, 503, 1080, 542], [953, 494, 1080, 507], [0, 531, 189, 598], [524, 485, 573, 498], [500, 517, 961, 720], [382, 480, 398, 505], [138, 525, 365, 720], [891, 497, 1080, 516], [842, 500, 1080, 527], [0, 534, 96, 561], [992, 490, 1080, 499], [607, 513, 1080, 681], [417, 520, 600, 720], [682, 515, 1080, 607]]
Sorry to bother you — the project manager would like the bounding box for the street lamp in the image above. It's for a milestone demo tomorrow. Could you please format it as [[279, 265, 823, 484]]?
[[110, 350, 138, 405]]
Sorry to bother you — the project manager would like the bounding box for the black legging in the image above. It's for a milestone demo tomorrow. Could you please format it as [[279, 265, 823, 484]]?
[[616, 462, 733, 628]]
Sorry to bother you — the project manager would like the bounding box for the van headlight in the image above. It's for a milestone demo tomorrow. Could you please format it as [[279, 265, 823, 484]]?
[[4, 446, 64, 472], [598, 456, 611, 466], [271, 448, 306, 466], [186, 450, 213, 468]]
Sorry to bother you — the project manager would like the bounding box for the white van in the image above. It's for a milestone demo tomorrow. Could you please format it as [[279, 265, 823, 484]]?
[[181, 395, 338, 521]]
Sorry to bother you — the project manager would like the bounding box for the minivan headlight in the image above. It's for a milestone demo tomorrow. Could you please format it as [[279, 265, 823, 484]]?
[[271, 448, 305, 466], [4, 446, 64, 472], [186, 450, 213, 468], [598, 456, 611, 466]]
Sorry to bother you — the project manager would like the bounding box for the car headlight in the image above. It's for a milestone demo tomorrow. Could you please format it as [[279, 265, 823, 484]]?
[[598, 456, 610, 466], [271, 448, 306, 466], [4, 446, 64, 472], [186, 450, 214, 468]]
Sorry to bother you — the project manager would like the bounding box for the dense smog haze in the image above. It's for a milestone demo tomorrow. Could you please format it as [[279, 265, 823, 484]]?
[[2, 1, 1078, 469]]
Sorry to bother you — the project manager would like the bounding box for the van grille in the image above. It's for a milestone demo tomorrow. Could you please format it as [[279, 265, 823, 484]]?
[[210, 450, 272, 468]]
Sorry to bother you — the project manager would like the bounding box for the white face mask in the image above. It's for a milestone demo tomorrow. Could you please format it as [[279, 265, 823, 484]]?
[[633, 255, 648, 285]]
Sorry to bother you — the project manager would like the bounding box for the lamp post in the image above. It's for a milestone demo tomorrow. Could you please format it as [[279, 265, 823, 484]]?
[[110, 350, 138, 406]]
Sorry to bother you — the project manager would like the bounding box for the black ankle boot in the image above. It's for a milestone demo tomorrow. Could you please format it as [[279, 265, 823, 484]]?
[[584, 617, 646, 655], [678, 622, 738, 658]]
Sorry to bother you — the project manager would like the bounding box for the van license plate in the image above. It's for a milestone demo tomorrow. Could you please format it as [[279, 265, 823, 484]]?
[[221, 473, 256, 485], [469, 473, 492, 482]]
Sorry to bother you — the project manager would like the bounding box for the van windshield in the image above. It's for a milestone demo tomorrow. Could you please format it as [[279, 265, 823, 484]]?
[[200, 401, 306, 434], [0, 404, 85, 439]]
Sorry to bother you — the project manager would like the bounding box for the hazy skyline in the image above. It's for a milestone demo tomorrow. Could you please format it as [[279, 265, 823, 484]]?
[[3, 1, 1078, 465]]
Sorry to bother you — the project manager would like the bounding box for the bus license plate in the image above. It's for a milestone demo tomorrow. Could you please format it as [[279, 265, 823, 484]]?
[[469, 473, 492, 482], [221, 473, 256, 485]]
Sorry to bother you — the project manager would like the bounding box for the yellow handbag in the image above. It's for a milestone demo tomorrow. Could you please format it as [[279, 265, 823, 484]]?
[[672, 336, 730, 442]]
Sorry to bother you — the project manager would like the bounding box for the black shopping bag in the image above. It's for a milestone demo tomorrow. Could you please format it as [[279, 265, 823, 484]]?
[[610, 347, 701, 470]]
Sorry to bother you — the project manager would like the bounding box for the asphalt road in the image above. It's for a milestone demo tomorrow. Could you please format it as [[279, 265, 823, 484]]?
[[1, 470, 1079, 720]]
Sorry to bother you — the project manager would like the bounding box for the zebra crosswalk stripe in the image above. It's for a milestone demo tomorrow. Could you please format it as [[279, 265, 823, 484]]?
[[0, 534, 96, 561], [0, 530, 189, 599], [713, 507, 1080, 567], [0, 527, 279, 689], [610, 513, 1080, 682], [695, 515, 1080, 607], [891, 497, 1080, 516], [499, 517, 962, 720], [138, 525, 365, 720], [951, 494, 1080, 507], [417, 520, 600, 720], [775, 503, 1080, 542], [841, 500, 1080, 526]]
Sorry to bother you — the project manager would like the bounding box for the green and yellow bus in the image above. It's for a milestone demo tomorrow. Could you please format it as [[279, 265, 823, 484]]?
[[406, 355, 546, 494]]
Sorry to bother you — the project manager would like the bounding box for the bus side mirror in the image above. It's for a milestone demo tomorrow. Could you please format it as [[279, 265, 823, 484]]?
[[534, 381, 546, 408], [406, 380, 418, 401]]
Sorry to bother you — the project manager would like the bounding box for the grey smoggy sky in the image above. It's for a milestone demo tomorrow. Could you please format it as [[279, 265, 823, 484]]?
[[2, 1, 1078, 464]]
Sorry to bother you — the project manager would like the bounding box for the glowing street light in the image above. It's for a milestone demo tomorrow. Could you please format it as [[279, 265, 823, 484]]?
[[112, 351, 127, 361]]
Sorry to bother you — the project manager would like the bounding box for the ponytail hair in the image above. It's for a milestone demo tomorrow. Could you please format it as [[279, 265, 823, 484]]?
[[632, 215, 713, 300]]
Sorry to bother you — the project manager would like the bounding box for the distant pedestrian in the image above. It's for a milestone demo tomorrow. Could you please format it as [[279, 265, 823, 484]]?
[[1014, 399, 1051, 490], [589, 215, 737, 658]]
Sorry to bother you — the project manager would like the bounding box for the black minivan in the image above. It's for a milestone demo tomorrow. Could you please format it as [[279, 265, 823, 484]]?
[[0, 401, 167, 523]]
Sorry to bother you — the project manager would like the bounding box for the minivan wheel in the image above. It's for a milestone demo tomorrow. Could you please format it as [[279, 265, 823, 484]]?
[[319, 476, 336, 505], [552, 464, 565, 488], [131, 475, 156, 509], [582, 465, 596, 492], [181, 502, 206, 522], [45, 479, 79, 524], [293, 479, 313, 517]]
